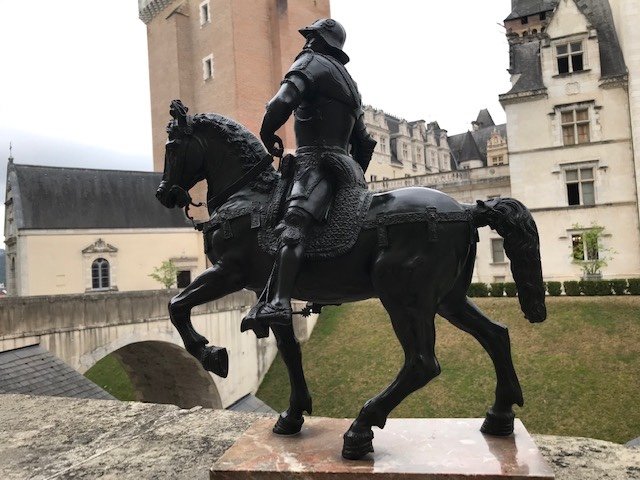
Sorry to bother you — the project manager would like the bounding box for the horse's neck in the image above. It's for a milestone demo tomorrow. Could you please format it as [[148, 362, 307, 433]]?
[[203, 142, 244, 207]]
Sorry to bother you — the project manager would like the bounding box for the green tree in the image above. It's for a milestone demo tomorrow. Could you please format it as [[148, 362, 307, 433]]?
[[149, 260, 178, 289], [571, 223, 615, 277]]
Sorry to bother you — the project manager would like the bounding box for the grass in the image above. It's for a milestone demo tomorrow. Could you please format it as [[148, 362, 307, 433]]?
[[257, 297, 640, 444], [85, 353, 137, 401]]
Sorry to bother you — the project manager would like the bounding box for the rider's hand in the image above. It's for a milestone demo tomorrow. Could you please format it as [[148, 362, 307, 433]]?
[[261, 132, 284, 158]]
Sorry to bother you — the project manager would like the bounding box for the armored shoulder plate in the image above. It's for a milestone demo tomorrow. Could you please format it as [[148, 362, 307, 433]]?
[[286, 51, 362, 115]]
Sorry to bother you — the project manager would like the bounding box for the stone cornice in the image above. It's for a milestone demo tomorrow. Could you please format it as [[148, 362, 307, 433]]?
[[499, 88, 548, 106], [139, 0, 175, 24]]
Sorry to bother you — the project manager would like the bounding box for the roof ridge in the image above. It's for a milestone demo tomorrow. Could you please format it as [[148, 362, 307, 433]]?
[[11, 163, 155, 175]]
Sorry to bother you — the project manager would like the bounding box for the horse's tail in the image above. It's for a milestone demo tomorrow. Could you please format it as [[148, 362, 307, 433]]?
[[470, 198, 546, 323]]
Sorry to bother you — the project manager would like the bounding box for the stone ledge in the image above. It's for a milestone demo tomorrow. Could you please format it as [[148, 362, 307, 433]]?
[[0, 394, 637, 480]]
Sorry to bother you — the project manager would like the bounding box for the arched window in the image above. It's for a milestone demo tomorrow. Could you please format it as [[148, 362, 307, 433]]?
[[92, 258, 110, 289]]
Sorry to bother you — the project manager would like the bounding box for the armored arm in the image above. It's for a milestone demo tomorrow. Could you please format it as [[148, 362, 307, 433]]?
[[260, 76, 306, 156], [350, 115, 377, 173]]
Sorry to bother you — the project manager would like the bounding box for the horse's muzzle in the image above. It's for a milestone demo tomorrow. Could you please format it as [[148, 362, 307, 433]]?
[[156, 181, 177, 209]]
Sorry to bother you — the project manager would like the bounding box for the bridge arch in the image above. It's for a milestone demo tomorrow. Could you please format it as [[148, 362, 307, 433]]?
[[111, 341, 222, 409]]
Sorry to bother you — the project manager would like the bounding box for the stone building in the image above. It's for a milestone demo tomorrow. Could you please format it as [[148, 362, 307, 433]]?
[[363, 106, 452, 182], [3, 160, 205, 296], [139, 0, 330, 219], [501, 0, 640, 282]]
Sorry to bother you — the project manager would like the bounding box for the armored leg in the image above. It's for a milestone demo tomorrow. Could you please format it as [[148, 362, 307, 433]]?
[[258, 206, 314, 326]]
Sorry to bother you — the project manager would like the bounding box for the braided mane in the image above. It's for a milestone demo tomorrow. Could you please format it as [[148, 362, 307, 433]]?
[[191, 113, 278, 192]]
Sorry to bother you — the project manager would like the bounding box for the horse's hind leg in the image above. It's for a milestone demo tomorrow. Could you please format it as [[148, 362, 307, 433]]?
[[169, 262, 244, 378], [438, 296, 523, 436], [270, 324, 312, 435], [343, 293, 441, 459]]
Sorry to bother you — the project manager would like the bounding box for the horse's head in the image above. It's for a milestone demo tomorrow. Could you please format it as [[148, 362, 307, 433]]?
[[156, 100, 206, 209]]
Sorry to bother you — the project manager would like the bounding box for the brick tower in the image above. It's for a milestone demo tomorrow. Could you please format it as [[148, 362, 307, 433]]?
[[139, 0, 331, 194]]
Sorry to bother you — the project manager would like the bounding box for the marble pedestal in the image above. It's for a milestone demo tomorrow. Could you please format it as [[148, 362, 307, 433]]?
[[211, 417, 554, 479]]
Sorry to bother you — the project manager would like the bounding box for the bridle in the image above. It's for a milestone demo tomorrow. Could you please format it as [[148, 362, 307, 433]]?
[[166, 99, 277, 231]]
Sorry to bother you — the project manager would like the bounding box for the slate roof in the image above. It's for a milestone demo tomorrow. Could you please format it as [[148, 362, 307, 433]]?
[[504, 0, 626, 96], [506, 41, 547, 95], [0, 345, 115, 400], [7, 163, 192, 230], [447, 110, 507, 167], [227, 394, 277, 414], [505, 0, 557, 20]]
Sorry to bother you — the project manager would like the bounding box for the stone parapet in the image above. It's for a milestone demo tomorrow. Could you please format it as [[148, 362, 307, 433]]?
[[0, 394, 637, 480]]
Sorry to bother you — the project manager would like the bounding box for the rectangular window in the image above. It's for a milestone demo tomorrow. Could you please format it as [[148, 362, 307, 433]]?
[[556, 41, 584, 74], [402, 143, 409, 160], [202, 55, 214, 80], [380, 137, 387, 154], [177, 270, 191, 288], [521, 16, 529, 24], [565, 167, 595, 206], [572, 233, 598, 261], [492, 155, 504, 165], [491, 239, 505, 263], [199, 1, 211, 25], [561, 108, 590, 145], [370, 175, 378, 182]]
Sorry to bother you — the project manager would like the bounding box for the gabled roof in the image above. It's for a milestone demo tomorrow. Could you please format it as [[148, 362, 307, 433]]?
[[474, 109, 495, 129], [7, 163, 192, 230], [447, 110, 507, 168], [504, 0, 626, 91], [459, 132, 484, 163]]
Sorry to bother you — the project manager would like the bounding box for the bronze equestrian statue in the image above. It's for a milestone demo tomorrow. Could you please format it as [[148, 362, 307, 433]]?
[[155, 18, 546, 461]]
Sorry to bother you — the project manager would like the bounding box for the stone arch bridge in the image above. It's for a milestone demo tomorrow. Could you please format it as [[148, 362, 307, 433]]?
[[0, 290, 316, 409]]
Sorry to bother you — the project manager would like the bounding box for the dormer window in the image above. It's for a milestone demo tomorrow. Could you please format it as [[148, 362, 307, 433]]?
[[557, 41, 584, 74]]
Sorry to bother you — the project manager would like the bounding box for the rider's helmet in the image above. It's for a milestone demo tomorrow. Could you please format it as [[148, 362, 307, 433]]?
[[299, 18, 350, 64]]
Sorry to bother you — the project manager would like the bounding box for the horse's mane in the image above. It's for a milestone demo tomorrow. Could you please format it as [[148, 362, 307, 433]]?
[[191, 113, 278, 192]]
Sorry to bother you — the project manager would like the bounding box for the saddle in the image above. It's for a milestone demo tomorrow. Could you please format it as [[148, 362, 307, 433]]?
[[257, 175, 373, 259]]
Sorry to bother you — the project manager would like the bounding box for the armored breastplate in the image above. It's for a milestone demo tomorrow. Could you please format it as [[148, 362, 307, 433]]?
[[294, 97, 356, 149]]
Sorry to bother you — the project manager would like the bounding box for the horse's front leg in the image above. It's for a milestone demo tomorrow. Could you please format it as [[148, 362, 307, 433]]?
[[270, 324, 312, 435], [169, 262, 244, 378]]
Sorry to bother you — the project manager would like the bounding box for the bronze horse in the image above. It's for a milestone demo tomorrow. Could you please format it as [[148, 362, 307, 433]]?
[[155, 101, 546, 460]]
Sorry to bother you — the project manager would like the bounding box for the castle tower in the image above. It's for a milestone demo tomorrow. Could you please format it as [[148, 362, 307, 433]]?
[[139, 0, 330, 173]]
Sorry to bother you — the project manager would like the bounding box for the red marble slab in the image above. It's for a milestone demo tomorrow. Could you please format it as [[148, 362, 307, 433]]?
[[211, 417, 554, 479]]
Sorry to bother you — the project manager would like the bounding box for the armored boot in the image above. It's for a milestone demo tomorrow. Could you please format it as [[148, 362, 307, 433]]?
[[258, 207, 313, 326]]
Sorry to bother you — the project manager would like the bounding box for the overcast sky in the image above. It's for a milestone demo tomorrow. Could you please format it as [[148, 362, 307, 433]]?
[[0, 0, 513, 243]]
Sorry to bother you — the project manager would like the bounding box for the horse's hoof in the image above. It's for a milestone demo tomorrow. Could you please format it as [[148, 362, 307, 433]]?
[[273, 411, 304, 435], [201, 346, 229, 378], [342, 429, 374, 460], [480, 407, 515, 436]]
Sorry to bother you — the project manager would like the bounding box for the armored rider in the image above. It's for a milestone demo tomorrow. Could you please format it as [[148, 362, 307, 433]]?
[[257, 18, 376, 327]]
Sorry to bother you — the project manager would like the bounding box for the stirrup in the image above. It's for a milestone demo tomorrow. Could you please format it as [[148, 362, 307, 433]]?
[[257, 303, 293, 327]]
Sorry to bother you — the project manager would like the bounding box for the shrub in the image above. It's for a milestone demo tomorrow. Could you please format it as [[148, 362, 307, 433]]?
[[467, 283, 489, 297], [610, 279, 627, 295], [490, 283, 505, 297], [547, 281, 562, 296], [628, 278, 640, 295], [564, 281, 581, 296], [504, 282, 517, 297], [580, 280, 611, 296]]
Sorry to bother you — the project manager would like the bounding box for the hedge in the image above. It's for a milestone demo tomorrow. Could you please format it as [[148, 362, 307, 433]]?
[[504, 282, 517, 297], [610, 279, 627, 295], [579, 280, 611, 296], [490, 282, 505, 297], [547, 281, 562, 296], [629, 278, 640, 295], [467, 283, 489, 297], [564, 281, 581, 296]]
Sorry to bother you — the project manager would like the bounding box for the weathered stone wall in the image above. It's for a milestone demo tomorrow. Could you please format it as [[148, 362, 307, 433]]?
[[0, 394, 638, 480]]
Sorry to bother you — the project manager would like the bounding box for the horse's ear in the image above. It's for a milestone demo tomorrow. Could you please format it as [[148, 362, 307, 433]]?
[[170, 100, 189, 126]]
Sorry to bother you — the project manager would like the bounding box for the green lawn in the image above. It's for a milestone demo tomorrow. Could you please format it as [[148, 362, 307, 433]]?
[[85, 353, 137, 401], [257, 297, 640, 444]]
